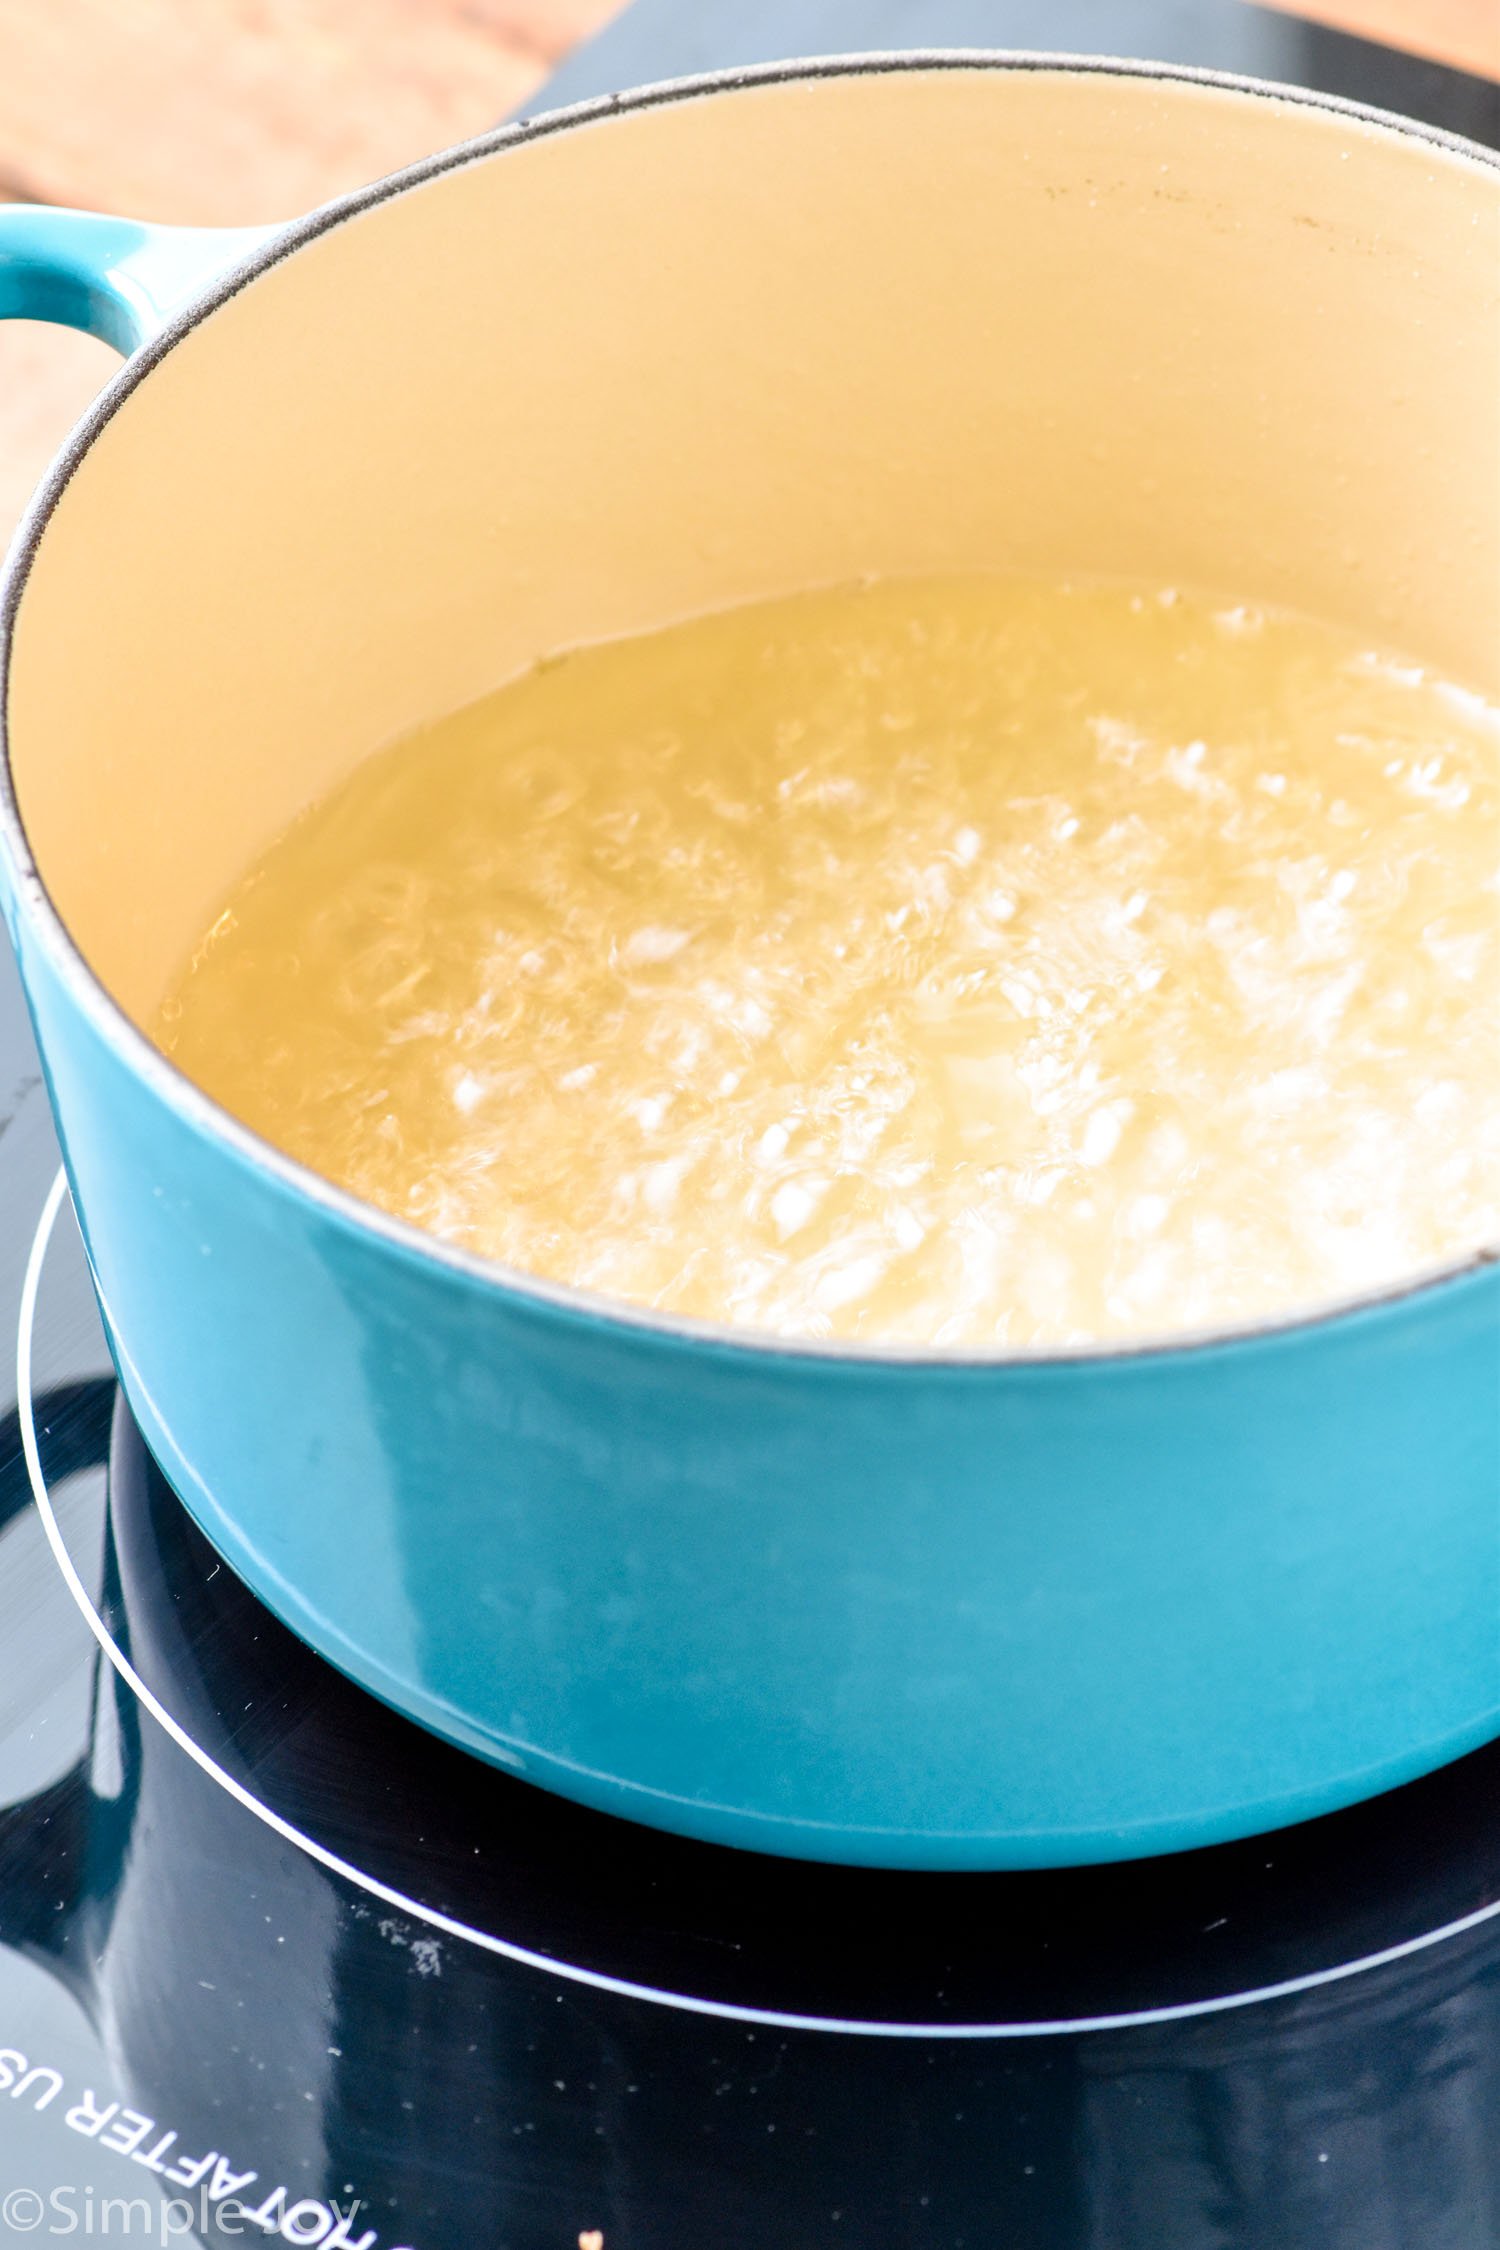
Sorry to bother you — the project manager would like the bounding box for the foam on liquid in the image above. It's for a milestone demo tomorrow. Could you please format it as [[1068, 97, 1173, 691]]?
[[158, 576, 1499, 1346]]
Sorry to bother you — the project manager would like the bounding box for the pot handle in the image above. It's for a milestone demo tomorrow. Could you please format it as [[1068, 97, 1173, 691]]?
[[0, 203, 282, 355]]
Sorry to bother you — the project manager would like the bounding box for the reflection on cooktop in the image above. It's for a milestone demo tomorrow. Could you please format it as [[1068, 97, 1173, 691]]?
[[89, 1395, 1500, 2036]]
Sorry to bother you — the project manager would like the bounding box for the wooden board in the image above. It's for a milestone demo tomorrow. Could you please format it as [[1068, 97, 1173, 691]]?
[[1260, 0, 1498, 77]]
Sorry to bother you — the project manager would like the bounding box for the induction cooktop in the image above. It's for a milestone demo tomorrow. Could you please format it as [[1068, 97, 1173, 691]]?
[[2, 6, 1497, 2246]]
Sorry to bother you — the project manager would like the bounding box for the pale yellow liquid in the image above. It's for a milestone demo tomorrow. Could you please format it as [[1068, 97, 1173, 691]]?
[[158, 576, 1499, 1347]]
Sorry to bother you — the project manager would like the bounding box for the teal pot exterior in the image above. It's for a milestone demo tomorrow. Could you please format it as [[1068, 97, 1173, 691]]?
[[10, 900, 1500, 1869], [0, 60, 1497, 1867]]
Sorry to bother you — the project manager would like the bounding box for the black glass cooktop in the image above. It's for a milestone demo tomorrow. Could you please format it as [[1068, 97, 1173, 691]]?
[[2, 7, 1497, 2247]]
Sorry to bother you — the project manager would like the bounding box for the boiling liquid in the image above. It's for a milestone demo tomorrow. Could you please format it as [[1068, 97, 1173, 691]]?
[[158, 576, 1499, 1346]]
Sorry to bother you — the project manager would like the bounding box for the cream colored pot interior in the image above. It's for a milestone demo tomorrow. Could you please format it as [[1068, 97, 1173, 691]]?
[[8, 64, 1499, 1026]]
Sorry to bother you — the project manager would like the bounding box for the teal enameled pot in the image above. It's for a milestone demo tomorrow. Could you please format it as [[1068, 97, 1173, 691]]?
[[1, 56, 1496, 1868]]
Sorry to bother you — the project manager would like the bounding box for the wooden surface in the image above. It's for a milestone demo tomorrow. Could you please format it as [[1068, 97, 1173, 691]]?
[[0, 0, 1495, 551], [1260, 0, 1499, 76]]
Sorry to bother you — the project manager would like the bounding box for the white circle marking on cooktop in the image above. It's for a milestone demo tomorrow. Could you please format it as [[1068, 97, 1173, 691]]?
[[21, 1166, 1500, 2037]]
